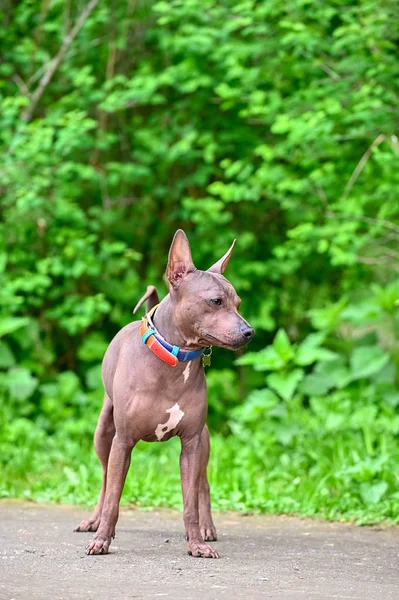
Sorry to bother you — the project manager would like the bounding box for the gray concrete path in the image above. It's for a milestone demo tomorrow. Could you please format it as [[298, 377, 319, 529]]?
[[0, 501, 398, 600]]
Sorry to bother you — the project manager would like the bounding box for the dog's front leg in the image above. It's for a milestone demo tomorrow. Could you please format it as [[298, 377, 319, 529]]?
[[199, 425, 217, 541], [180, 434, 219, 558], [86, 435, 134, 555]]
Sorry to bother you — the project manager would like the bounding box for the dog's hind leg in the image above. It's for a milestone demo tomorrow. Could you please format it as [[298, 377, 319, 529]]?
[[198, 425, 217, 542], [74, 393, 115, 533], [86, 432, 135, 554]]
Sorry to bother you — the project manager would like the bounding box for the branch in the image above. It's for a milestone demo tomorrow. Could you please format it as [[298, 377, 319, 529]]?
[[327, 211, 399, 235], [381, 247, 399, 260], [342, 133, 386, 200], [317, 62, 340, 81], [12, 74, 31, 98], [319, 52, 340, 80], [356, 255, 399, 273], [21, 0, 100, 123], [27, 36, 108, 87]]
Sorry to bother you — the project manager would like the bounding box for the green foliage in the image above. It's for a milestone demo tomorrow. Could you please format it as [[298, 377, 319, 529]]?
[[1, 0, 399, 522], [233, 284, 399, 520]]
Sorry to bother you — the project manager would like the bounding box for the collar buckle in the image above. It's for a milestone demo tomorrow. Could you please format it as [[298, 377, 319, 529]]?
[[202, 346, 212, 368]]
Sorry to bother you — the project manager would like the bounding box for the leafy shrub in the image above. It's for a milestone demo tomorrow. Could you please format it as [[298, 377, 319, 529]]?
[[0, 0, 398, 521], [234, 281, 399, 519]]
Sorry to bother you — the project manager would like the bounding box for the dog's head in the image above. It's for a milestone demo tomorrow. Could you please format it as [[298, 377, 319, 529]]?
[[166, 230, 255, 350]]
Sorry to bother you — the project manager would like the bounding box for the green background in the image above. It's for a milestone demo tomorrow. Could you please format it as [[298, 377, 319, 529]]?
[[1, 0, 399, 523]]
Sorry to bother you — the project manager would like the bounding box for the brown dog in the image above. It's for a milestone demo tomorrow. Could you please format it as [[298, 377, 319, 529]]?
[[75, 230, 254, 558]]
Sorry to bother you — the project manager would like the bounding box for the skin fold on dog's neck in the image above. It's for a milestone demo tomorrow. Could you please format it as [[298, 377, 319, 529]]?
[[151, 293, 203, 351]]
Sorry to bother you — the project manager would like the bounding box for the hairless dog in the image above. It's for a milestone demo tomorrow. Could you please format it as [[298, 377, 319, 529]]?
[[75, 230, 255, 558]]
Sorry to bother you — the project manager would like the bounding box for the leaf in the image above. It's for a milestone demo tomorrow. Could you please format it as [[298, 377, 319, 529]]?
[[0, 341, 16, 368], [308, 298, 347, 331], [350, 346, 390, 380], [341, 457, 386, 482], [295, 332, 325, 366], [324, 412, 346, 431], [232, 389, 279, 423], [5, 367, 38, 401], [295, 332, 337, 366], [58, 372, 81, 401], [350, 406, 378, 428], [315, 359, 353, 389], [250, 299, 276, 331], [77, 333, 108, 362], [340, 300, 380, 326], [85, 363, 103, 390], [372, 360, 396, 385], [267, 369, 304, 401], [236, 347, 285, 371], [299, 373, 335, 396], [360, 481, 388, 505], [275, 424, 299, 445], [382, 390, 399, 408], [0, 317, 29, 338], [272, 329, 295, 364]]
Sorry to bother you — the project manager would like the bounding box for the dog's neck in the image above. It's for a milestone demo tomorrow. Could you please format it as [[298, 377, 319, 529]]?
[[152, 294, 202, 352]]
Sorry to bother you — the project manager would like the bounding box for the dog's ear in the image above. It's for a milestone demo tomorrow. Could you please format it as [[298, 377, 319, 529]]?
[[207, 240, 236, 274], [167, 230, 196, 288]]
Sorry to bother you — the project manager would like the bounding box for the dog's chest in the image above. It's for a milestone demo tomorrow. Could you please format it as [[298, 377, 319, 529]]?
[[152, 402, 185, 441], [133, 373, 207, 443]]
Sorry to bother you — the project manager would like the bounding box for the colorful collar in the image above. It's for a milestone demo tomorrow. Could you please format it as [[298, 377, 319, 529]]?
[[139, 305, 204, 367]]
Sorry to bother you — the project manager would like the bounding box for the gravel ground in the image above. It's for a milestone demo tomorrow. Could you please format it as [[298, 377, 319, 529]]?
[[1, 500, 398, 600]]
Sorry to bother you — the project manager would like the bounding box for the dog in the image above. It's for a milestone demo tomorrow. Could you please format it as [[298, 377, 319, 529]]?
[[75, 230, 255, 558]]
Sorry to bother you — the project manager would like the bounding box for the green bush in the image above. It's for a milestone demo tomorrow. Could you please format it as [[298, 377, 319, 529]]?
[[1, 0, 399, 522], [233, 281, 399, 520]]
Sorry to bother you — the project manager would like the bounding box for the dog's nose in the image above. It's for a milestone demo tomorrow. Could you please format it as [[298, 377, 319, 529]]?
[[240, 324, 255, 340]]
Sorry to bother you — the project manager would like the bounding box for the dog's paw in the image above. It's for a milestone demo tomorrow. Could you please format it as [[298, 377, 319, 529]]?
[[200, 523, 217, 542], [187, 540, 219, 559], [74, 518, 100, 533], [86, 535, 112, 555]]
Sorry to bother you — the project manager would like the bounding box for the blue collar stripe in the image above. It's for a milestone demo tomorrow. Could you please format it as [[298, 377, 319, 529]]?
[[152, 332, 203, 361]]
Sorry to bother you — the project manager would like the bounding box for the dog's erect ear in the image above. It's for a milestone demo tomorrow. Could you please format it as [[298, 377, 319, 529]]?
[[207, 240, 236, 274], [166, 230, 196, 288]]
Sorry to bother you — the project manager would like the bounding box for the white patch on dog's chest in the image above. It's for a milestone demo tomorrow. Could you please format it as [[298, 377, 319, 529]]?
[[183, 361, 191, 383], [155, 403, 185, 441]]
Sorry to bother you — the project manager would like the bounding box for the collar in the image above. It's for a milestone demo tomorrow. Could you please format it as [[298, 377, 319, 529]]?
[[139, 304, 204, 367]]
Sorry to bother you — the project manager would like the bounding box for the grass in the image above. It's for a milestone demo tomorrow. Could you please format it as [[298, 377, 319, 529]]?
[[2, 412, 399, 525]]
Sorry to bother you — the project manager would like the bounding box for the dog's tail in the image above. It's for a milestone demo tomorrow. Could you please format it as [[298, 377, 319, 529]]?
[[133, 285, 160, 315]]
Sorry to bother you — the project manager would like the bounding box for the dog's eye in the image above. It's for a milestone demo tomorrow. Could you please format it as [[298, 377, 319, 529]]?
[[209, 298, 222, 306]]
